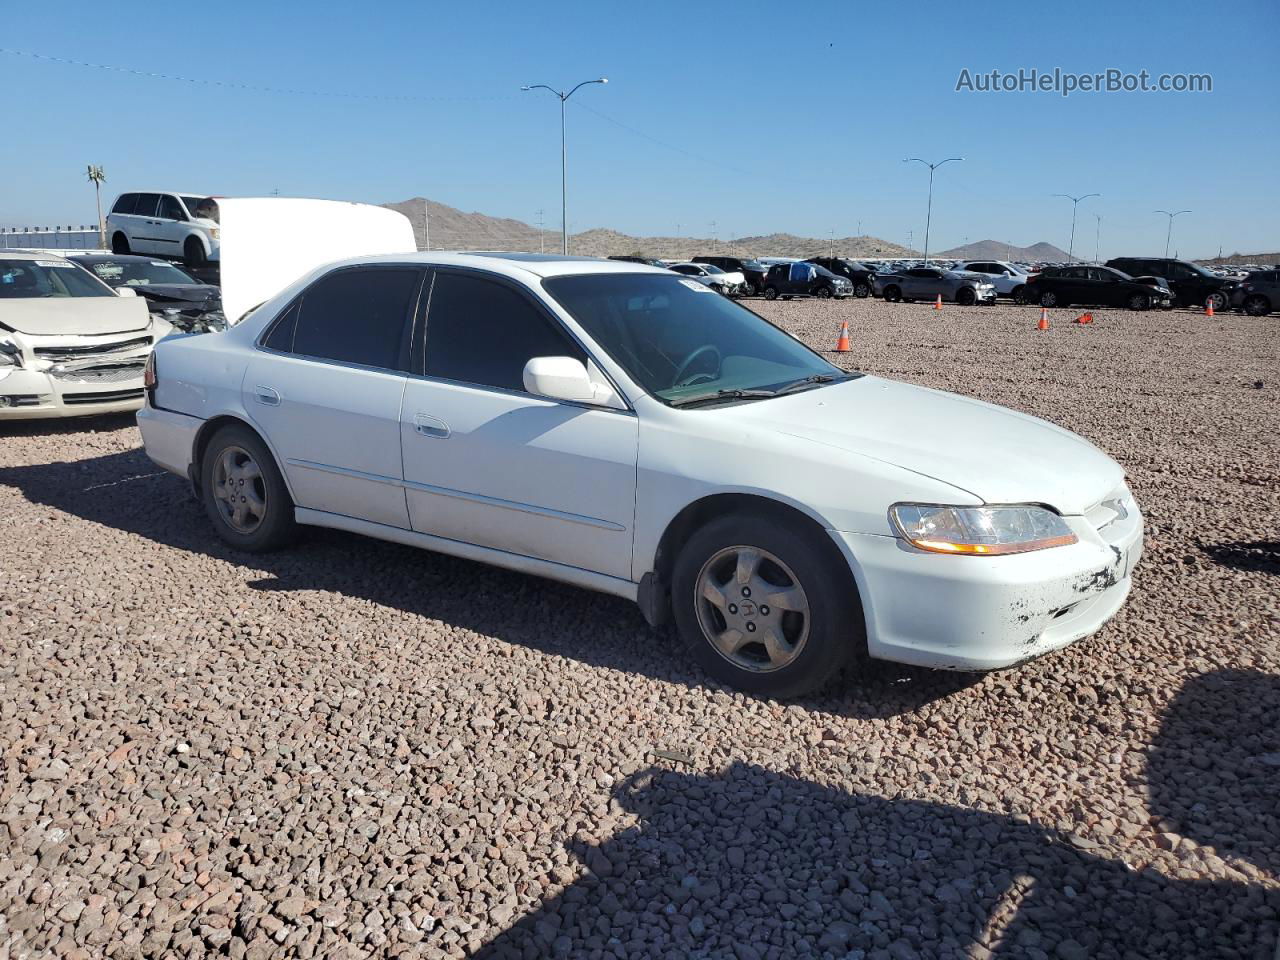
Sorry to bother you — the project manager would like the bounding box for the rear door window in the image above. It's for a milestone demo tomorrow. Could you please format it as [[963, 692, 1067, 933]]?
[[288, 267, 422, 370], [112, 194, 138, 215]]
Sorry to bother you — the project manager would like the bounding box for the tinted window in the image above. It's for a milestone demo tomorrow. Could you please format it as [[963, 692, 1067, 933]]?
[[133, 194, 161, 218], [424, 272, 584, 392], [157, 195, 186, 220], [290, 268, 419, 369], [262, 301, 300, 352], [112, 194, 138, 215], [0, 259, 114, 299]]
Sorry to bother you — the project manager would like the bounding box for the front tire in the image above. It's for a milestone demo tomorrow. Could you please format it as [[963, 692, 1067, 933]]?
[[763, 286, 779, 301], [1244, 295, 1272, 317], [1128, 293, 1150, 311], [883, 285, 902, 302], [1039, 290, 1061, 308], [200, 424, 296, 552], [816, 286, 833, 299], [184, 236, 208, 267], [1206, 290, 1228, 312], [671, 514, 862, 698], [956, 287, 977, 306], [853, 282, 870, 298]]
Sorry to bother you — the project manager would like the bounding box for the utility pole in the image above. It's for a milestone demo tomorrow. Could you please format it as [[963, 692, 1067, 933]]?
[[536, 209, 545, 254], [903, 157, 963, 265], [711, 221, 717, 251], [86, 165, 105, 248], [422, 198, 430, 252], [520, 77, 609, 254], [1094, 214, 1102, 263], [1154, 209, 1191, 259], [1052, 193, 1100, 262]]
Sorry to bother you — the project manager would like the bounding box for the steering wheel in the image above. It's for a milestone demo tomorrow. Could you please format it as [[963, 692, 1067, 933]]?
[[673, 344, 722, 387]]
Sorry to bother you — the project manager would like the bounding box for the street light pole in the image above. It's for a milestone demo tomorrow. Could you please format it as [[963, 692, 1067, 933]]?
[[1094, 213, 1102, 263], [521, 78, 608, 255], [903, 157, 963, 265], [1052, 193, 1099, 262], [1154, 209, 1191, 259]]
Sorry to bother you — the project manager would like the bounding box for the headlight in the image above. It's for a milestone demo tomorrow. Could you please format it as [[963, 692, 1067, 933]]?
[[889, 503, 1078, 556]]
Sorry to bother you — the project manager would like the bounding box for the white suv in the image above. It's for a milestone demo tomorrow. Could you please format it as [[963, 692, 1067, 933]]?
[[106, 192, 220, 266], [951, 260, 1030, 302], [136, 200, 1143, 698]]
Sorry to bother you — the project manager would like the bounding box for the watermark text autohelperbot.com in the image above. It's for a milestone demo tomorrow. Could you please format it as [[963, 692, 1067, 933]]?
[[956, 68, 1212, 97]]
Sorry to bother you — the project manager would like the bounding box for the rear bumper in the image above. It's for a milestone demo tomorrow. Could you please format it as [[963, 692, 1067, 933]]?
[[136, 403, 202, 478], [830, 495, 1144, 670]]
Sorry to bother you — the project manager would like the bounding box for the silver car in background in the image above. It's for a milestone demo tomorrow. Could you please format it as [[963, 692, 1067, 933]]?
[[874, 266, 998, 305]]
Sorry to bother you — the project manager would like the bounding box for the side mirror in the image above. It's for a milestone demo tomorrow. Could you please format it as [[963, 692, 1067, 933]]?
[[116, 287, 138, 298], [523, 356, 598, 403]]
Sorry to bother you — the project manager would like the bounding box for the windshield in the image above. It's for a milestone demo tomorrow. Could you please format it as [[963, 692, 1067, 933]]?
[[0, 259, 115, 298], [543, 273, 849, 405], [1106, 267, 1134, 281], [85, 259, 198, 287], [181, 196, 220, 222], [701, 264, 725, 274], [742, 260, 764, 269]]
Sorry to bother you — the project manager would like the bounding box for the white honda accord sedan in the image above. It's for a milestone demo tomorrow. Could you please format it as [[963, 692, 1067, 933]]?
[[139, 246, 1142, 697]]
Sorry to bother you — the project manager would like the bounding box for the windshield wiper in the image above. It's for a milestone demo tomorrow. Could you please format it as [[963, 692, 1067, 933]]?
[[772, 374, 845, 395], [668, 388, 778, 408]]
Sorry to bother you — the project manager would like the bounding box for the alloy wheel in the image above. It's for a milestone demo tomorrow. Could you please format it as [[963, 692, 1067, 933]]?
[[212, 445, 268, 534], [694, 545, 810, 673]]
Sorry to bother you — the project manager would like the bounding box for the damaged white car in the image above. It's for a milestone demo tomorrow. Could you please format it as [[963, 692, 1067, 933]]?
[[1, 253, 166, 419], [137, 198, 1145, 698]]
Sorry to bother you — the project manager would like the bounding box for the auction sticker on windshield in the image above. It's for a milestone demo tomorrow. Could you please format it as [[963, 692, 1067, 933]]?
[[678, 278, 713, 292]]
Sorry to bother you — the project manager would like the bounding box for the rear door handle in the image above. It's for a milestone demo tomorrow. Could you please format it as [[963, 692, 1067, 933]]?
[[253, 385, 281, 406], [413, 414, 450, 439]]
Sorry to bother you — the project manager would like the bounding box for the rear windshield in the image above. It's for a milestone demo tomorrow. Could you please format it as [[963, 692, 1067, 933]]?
[[0, 259, 115, 299]]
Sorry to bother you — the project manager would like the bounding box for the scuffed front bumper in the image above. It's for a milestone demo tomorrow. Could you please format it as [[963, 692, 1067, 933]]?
[[830, 488, 1144, 670]]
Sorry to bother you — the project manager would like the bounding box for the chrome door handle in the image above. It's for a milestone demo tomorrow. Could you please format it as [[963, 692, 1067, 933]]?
[[413, 414, 450, 439], [253, 385, 281, 406]]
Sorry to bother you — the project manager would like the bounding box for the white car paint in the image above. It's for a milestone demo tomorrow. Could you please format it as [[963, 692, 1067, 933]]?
[[218, 198, 416, 324], [137, 220, 1142, 678], [668, 263, 745, 291], [106, 192, 221, 263], [951, 260, 1030, 298], [1, 252, 163, 419]]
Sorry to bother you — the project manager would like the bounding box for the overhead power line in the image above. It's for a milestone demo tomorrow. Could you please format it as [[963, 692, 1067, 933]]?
[[0, 48, 512, 103]]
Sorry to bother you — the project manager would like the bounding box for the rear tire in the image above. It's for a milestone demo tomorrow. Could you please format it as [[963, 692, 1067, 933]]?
[[1039, 290, 1061, 308], [853, 282, 870, 298], [671, 513, 862, 698], [111, 232, 130, 254], [1011, 284, 1028, 304], [200, 424, 296, 552], [883, 285, 902, 302]]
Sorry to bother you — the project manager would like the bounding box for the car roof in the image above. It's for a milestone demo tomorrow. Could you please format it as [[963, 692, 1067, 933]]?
[[0, 250, 73, 262], [301, 251, 672, 281]]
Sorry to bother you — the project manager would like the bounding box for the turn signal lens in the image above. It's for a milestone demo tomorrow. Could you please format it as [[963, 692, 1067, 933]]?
[[890, 503, 1078, 556]]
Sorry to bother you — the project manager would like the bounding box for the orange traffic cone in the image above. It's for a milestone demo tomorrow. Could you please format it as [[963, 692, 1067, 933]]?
[[834, 321, 851, 352], [1205, 300, 1214, 317], [933, 294, 943, 310], [1037, 308, 1050, 331]]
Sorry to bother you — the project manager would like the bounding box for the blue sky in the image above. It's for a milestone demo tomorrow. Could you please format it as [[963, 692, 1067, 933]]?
[[3, 0, 1277, 257]]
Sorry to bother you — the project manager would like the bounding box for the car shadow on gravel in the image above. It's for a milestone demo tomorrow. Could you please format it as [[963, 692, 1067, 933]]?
[[0, 411, 137, 439], [1, 449, 976, 718], [1201, 540, 1280, 575], [476, 669, 1279, 959]]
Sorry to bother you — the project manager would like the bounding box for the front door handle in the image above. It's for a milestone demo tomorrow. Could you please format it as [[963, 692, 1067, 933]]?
[[413, 414, 450, 439], [253, 385, 281, 406]]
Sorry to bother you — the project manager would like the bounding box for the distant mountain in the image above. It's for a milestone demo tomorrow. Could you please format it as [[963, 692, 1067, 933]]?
[[935, 239, 1072, 262], [1195, 251, 1280, 267], [381, 197, 918, 260]]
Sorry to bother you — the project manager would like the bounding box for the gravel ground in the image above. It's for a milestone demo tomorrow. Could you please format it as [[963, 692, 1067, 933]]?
[[1, 298, 1277, 960]]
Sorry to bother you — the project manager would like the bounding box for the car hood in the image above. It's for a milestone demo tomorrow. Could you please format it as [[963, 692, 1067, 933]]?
[[130, 283, 221, 305], [0, 296, 152, 336], [723, 376, 1123, 515], [218, 198, 416, 323]]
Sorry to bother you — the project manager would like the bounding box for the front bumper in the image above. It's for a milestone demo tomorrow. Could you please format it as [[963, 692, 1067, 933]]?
[[831, 488, 1143, 670]]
